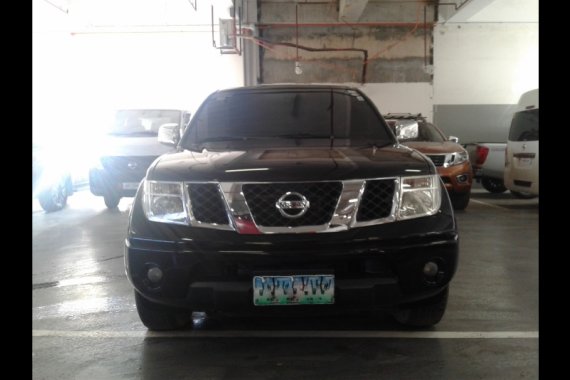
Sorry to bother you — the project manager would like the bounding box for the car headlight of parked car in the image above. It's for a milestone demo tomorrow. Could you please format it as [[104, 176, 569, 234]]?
[[398, 175, 441, 220], [142, 181, 189, 225], [444, 151, 469, 167]]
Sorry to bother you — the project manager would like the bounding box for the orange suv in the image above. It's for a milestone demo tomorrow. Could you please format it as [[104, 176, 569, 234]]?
[[385, 113, 473, 210]]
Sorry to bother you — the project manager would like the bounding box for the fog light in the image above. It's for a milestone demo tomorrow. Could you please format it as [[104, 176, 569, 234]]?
[[456, 174, 468, 183], [423, 261, 439, 277], [147, 267, 163, 283]]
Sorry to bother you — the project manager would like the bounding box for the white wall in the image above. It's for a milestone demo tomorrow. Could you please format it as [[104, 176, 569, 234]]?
[[33, 0, 244, 143], [358, 83, 433, 121], [433, 22, 538, 105]]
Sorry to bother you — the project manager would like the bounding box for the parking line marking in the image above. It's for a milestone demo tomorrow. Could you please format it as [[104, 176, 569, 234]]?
[[32, 330, 538, 339], [470, 199, 509, 210]]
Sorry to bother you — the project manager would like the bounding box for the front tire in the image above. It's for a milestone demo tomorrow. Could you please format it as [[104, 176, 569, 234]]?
[[450, 191, 470, 210], [38, 180, 68, 212], [134, 291, 192, 331], [392, 287, 449, 327], [481, 177, 507, 193], [104, 193, 121, 209]]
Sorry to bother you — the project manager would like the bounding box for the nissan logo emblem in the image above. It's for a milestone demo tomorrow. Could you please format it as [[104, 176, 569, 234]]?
[[275, 192, 310, 219]]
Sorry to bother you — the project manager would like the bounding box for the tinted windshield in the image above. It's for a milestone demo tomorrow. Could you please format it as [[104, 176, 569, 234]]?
[[182, 90, 392, 148], [110, 110, 181, 136], [508, 109, 539, 141], [392, 120, 446, 143]]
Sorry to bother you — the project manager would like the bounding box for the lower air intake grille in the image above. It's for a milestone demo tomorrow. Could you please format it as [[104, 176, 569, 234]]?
[[188, 184, 229, 225], [356, 179, 396, 222]]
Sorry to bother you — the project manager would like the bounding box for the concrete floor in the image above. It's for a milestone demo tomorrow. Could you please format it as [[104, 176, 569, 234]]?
[[32, 184, 538, 379]]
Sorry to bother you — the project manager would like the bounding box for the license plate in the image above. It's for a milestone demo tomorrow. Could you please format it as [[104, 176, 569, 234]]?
[[253, 275, 335, 306], [122, 182, 140, 190], [519, 158, 532, 167]]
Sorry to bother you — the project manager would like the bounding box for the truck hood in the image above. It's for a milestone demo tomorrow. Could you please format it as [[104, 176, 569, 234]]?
[[148, 145, 434, 182], [100, 135, 175, 157], [402, 141, 465, 154]]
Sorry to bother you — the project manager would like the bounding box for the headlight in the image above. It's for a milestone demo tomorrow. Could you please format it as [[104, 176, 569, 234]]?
[[444, 151, 468, 167], [142, 180, 189, 225], [398, 175, 441, 220]]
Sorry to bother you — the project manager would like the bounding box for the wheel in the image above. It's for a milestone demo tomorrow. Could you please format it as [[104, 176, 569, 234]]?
[[450, 191, 470, 210], [134, 291, 192, 331], [481, 177, 507, 193], [392, 287, 449, 327], [510, 190, 537, 199], [104, 193, 121, 209], [38, 179, 68, 212]]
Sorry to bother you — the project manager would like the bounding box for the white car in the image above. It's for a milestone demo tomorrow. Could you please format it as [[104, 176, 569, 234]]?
[[504, 89, 539, 198]]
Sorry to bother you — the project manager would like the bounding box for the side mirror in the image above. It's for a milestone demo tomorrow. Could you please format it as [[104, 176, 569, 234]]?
[[448, 136, 459, 143], [158, 123, 180, 146]]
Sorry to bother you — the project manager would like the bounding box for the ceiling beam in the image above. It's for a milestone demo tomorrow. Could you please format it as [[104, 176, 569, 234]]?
[[339, 0, 369, 22]]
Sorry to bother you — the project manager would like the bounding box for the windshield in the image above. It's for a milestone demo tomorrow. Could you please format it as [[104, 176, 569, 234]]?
[[182, 89, 392, 148], [391, 120, 446, 143], [109, 110, 181, 136], [508, 109, 539, 141]]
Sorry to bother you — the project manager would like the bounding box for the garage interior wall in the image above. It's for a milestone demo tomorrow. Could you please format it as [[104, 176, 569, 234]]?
[[433, 0, 538, 143], [33, 0, 244, 142], [254, 0, 436, 120]]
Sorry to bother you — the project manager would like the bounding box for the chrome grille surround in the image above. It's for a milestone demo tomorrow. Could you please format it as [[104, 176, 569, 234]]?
[[182, 178, 400, 234]]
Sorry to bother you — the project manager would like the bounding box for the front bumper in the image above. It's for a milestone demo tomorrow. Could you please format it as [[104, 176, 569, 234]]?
[[437, 162, 473, 194], [89, 168, 142, 198], [126, 225, 458, 313]]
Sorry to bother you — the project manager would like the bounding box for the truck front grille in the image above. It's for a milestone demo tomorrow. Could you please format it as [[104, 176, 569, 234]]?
[[426, 154, 446, 167], [188, 184, 229, 225], [242, 182, 343, 227], [356, 179, 396, 222]]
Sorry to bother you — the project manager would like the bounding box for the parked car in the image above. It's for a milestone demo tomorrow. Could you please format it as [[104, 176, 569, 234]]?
[[384, 113, 473, 210], [89, 109, 191, 208], [33, 144, 74, 212], [504, 89, 538, 198], [465, 142, 507, 193], [125, 85, 459, 331]]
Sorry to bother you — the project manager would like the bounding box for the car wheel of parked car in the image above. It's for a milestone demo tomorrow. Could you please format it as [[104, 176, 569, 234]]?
[[510, 191, 537, 199], [481, 178, 507, 193], [392, 287, 449, 327], [38, 179, 68, 212], [134, 291, 192, 331], [104, 193, 121, 209], [450, 192, 470, 210]]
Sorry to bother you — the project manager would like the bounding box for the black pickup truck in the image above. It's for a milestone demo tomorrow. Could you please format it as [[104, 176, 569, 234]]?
[[125, 85, 459, 330]]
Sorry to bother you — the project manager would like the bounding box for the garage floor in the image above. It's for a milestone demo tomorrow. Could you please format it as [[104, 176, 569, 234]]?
[[32, 185, 538, 379]]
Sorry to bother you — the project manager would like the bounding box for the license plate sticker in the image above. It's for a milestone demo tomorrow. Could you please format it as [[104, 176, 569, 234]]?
[[253, 275, 335, 306], [122, 182, 140, 190]]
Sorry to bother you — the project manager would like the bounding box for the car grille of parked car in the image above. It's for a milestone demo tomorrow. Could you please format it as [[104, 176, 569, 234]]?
[[186, 180, 397, 230], [188, 184, 229, 225], [242, 182, 343, 227], [426, 154, 446, 167], [356, 179, 396, 222]]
